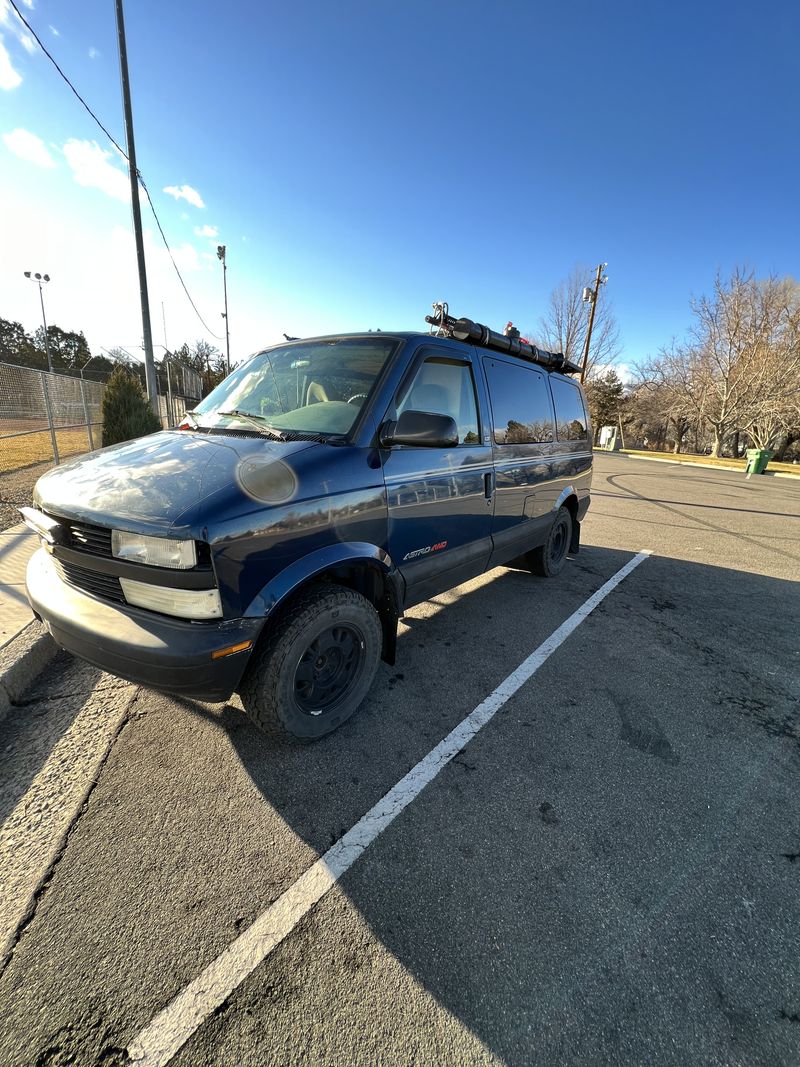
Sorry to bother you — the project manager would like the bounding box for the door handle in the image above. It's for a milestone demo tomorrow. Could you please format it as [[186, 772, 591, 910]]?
[[484, 472, 495, 499]]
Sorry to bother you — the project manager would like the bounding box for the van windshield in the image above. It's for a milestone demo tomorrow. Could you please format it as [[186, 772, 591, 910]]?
[[190, 337, 399, 437]]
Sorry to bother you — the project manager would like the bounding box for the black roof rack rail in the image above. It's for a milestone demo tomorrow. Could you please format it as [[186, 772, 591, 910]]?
[[425, 302, 581, 376]]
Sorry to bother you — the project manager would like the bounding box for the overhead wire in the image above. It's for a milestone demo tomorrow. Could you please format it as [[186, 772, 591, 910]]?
[[7, 0, 224, 341]]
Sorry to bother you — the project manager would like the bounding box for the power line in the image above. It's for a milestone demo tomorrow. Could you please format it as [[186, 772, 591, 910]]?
[[7, 0, 127, 159], [139, 177, 223, 339], [7, 0, 223, 342]]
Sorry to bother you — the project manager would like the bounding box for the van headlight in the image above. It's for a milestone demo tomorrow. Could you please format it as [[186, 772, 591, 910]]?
[[112, 531, 197, 569], [119, 579, 222, 620]]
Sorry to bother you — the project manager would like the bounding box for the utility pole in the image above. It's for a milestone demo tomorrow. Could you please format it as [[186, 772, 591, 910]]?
[[579, 262, 608, 384], [115, 0, 158, 414], [217, 245, 231, 375]]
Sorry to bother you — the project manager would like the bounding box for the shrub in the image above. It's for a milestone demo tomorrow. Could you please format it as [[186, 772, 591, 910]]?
[[101, 365, 162, 447]]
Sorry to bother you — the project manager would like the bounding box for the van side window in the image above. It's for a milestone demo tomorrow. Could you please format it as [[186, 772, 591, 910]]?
[[397, 358, 480, 444], [550, 377, 588, 441], [483, 359, 554, 444]]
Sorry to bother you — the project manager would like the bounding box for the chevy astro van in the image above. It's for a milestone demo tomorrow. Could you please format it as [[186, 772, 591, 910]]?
[[23, 309, 592, 740]]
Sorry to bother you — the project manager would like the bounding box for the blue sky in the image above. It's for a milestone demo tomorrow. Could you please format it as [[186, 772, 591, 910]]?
[[1, 0, 798, 371]]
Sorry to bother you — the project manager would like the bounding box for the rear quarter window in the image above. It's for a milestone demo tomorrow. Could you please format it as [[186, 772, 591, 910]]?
[[483, 358, 555, 445], [550, 377, 589, 442]]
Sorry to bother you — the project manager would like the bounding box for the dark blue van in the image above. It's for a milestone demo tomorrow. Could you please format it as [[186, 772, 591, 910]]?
[[23, 311, 592, 740]]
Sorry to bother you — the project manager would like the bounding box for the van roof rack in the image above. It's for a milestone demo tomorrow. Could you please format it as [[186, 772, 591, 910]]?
[[425, 302, 582, 376]]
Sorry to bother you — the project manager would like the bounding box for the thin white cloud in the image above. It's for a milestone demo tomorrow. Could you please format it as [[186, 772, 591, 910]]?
[[49, 24, 59, 36], [163, 183, 205, 209], [63, 138, 130, 202], [18, 31, 34, 53], [194, 224, 217, 238], [21, 0, 34, 8], [171, 243, 202, 272], [88, 46, 99, 59], [3, 127, 56, 168], [0, 36, 21, 89]]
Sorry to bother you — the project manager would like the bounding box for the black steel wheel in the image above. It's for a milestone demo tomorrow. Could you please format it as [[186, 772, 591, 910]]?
[[239, 583, 382, 741], [294, 624, 366, 716], [528, 506, 573, 578]]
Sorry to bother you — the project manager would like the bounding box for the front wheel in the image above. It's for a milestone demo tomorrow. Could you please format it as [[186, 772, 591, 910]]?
[[527, 506, 573, 577], [239, 584, 382, 741]]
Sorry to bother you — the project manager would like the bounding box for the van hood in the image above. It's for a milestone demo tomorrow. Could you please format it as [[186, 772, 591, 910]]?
[[33, 430, 316, 533]]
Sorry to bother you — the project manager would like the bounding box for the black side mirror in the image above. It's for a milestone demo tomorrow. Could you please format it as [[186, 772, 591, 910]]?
[[380, 409, 459, 448]]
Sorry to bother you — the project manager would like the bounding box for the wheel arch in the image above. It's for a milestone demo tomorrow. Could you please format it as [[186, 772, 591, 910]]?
[[244, 543, 403, 665], [553, 486, 581, 553]]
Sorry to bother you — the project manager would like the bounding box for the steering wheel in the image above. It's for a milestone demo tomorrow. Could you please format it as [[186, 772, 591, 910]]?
[[306, 381, 329, 404], [347, 393, 368, 405]]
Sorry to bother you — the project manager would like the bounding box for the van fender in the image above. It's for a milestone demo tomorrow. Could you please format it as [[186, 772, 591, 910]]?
[[553, 484, 578, 514], [553, 485, 581, 553], [244, 543, 403, 664]]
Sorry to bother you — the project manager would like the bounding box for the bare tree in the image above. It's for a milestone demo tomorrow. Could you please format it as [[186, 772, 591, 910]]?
[[531, 265, 621, 378], [634, 345, 703, 453], [688, 270, 800, 456], [637, 272, 800, 456]]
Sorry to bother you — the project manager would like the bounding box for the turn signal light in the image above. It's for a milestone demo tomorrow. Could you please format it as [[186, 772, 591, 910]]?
[[211, 640, 254, 660]]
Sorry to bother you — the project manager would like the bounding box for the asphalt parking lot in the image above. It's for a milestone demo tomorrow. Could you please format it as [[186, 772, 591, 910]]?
[[1, 452, 798, 1067]]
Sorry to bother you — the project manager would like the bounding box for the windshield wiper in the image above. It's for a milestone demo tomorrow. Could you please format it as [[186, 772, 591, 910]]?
[[217, 410, 286, 439]]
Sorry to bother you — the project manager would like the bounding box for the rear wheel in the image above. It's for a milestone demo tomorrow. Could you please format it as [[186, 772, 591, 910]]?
[[239, 583, 382, 741], [527, 506, 573, 577]]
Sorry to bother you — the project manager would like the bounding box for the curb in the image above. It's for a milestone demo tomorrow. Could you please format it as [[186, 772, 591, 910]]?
[[0, 621, 58, 724]]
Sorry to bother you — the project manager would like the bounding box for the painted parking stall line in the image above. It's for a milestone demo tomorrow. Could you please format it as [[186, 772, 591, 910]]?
[[128, 550, 652, 1066]]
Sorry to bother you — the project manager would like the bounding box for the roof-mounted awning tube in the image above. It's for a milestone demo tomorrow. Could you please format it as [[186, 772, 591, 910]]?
[[425, 304, 581, 376]]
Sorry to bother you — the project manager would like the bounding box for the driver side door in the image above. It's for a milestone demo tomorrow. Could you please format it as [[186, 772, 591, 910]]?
[[380, 347, 495, 607]]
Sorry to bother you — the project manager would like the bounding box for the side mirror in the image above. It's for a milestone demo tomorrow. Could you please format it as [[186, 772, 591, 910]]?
[[380, 409, 459, 448]]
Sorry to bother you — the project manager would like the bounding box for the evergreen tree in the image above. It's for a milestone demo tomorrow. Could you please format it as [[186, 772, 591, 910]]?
[[584, 370, 625, 439], [101, 365, 162, 447]]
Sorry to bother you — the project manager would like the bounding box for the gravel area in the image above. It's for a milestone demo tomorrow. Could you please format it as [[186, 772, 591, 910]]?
[[0, 461, 52, 531]]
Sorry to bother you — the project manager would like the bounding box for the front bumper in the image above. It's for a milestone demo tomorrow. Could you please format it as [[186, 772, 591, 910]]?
[[26, 548, 263, 701]]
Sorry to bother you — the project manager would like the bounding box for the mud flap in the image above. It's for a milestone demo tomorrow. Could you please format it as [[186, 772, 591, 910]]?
[[569, 519, 581, 554]]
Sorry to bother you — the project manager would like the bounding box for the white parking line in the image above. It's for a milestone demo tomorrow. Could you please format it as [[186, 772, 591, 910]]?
[[128, 550, 652, 1066]]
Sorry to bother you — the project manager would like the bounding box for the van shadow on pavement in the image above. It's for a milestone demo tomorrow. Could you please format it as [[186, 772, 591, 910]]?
[[188, 548, 800, 1066]]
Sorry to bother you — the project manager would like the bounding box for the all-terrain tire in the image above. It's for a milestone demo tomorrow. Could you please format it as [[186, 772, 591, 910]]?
[[527, 506, 573, 578], [239, 583, 382, 742]]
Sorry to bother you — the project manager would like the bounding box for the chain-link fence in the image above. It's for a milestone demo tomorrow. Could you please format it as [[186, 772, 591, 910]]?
[[0, 362, 104, 474], [0, 360, 204, 475]]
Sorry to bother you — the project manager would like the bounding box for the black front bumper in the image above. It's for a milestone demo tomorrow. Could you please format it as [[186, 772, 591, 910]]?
[[26, 548, 263, 701]]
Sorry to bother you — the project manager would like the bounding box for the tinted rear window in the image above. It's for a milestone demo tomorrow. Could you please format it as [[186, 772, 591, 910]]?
[[550, 377, 588, 441], [483, 358, 555, 444]]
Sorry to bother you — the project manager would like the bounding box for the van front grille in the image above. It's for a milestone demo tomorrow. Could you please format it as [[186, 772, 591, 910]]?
[[65, 520, 113, 557], [54, 558, 126, 604]]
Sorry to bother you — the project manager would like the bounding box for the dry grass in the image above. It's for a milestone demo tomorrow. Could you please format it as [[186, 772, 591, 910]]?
[[0, 426, 100, 473], [615, 447, 799, 475]]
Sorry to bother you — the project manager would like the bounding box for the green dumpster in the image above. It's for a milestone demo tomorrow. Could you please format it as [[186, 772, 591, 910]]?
[[745, 449, 773, 475]]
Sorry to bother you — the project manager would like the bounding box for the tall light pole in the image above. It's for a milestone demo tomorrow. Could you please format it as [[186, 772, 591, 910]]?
[[579, 262, 608, 384], [217, 244, 231, 375], [115, 0, 158, 414], [23, 271, 53, 373]]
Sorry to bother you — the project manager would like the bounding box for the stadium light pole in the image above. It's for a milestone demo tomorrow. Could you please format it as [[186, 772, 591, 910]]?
[[217, 244, 231, 375], [115, 0, 158, 414], [23, 271, 53, 373]]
